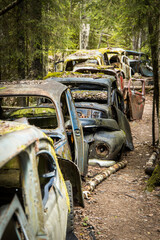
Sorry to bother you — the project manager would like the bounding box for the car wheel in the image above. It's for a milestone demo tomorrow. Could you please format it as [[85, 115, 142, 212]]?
[[65, 180, 74, 233]]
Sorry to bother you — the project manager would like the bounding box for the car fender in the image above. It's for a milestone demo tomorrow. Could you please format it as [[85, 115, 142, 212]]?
[[57, 158, 84, 207]]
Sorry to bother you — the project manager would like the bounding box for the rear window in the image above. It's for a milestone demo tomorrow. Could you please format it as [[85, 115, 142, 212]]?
[[0, 96, 58, 129]]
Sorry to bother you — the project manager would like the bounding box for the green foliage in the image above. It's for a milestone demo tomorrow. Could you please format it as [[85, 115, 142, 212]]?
[[82, 216, 89, 226], [0, 0, 159, 81], [146, 163, 160, 192]]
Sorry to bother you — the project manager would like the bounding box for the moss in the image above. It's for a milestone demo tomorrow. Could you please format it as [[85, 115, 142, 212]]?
[[9, 107, 56, 118], [0, 120, 30, 135], [44, 71, 82, 80], [146, 163, 160, 192], [43, 71, 66, 79]]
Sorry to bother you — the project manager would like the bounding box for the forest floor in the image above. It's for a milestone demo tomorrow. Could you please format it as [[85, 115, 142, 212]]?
[[74, 93, 160, 240]]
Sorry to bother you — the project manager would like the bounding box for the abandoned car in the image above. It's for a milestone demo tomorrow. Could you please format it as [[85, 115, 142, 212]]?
[[125, 50, 153, 78], [123, 78, 145, 120], [71, 63, 124, 93], [0, 120, 76, 240], [99, 47, 132, 80], [55, 49, 106, 72], [0, 80, 88, 179], [47, 76, 134, 167]]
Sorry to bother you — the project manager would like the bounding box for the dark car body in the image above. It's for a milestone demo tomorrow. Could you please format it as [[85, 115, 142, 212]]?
[[72, 63, 125, 93], [125, 50, 153, 77], [47, 77, 134, 167]]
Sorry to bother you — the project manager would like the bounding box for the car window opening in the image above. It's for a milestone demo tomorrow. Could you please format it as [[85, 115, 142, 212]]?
[[0, 96, 58, 129]]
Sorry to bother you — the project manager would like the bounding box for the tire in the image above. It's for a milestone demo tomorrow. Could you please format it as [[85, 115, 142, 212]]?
[[65, 180, 74, 233]]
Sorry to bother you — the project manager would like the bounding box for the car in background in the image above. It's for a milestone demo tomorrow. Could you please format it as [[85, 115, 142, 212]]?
[[47, 76, 134, 167], [0, 120, 72, 239], [99, 47, 132, 79], [55, 49, 106, 72], [123, 78, 145, 120], [125, 50, 153, 78], [72, 63, 124, 93]]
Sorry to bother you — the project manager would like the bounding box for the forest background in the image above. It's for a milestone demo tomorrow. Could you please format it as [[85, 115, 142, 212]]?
[[0, 0, 159, 81]]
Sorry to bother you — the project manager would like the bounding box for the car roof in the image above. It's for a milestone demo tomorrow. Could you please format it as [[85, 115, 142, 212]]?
[[65, 49, 104, 62], [0, 120, 51, 166], [47, 76, 116, 88], [104, 47, 125, 54], [0, 80, 67, 101], [125, 50, 145, 56]]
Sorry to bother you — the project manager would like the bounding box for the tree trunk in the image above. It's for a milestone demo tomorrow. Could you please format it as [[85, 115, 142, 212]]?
[[83, 160, 127, 198], [148, 12, 159, 146], [16, 0, 25, 80], [158, 14, 160, 146], [30, 0, 43, 79]]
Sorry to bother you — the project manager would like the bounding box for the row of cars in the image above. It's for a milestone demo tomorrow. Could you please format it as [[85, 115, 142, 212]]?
[[53, 47, 153, 80], [49, 47, 147, 121], [0, 78, 133, 239], [0, 47, 149, 239]]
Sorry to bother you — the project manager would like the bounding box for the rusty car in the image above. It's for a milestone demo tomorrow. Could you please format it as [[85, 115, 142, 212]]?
[[0, 120, 78, 239], [0, 80, 88, 178], [47, 76, 134, 167], [54, 49, 106, 72], [123, 78, 145, 120], [99, 47, 132, 80]]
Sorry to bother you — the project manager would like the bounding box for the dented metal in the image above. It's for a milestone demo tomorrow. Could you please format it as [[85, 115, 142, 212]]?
[[123, 78, 145, 120], [63, 49, 105, 71], [47, 76, 134, 167], [0, 120, 69, 240], [0, 81, 85, 211]]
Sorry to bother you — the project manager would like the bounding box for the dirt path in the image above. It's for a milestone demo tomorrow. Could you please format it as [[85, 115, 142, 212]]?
[[74, 94, 160, 240]]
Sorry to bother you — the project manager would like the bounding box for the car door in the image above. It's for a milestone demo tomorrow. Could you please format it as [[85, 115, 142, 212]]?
[[127, 78, 145, 120], [112, 89, 134, 150], [65, 89, 88, 176], [121, 56, 131, 79]]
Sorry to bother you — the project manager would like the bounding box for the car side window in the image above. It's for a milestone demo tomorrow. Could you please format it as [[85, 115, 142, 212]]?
[[60, 92, 71, 124], [113, 90, 124, 112], [37, 151, 57, 206]]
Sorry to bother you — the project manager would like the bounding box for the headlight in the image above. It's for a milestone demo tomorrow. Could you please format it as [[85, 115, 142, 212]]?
[[96, 143, 109, 157]]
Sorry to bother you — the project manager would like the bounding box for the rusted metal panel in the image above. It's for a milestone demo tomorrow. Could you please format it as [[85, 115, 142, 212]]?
[[0, 80, 67, 100], [124, 78, 145, 120], [0, 81, 85, 204], [64, 49, 105, 71], [0, 195, 35, 240], [0, 121, 70, 240]]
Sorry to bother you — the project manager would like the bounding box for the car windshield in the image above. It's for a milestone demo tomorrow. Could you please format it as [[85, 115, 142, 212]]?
[[0, 96, 58, 129], [66, 59, 99, 71]]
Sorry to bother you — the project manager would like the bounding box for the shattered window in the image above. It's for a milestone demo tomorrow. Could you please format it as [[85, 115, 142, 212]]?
[[0, 96, 58, 129]]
